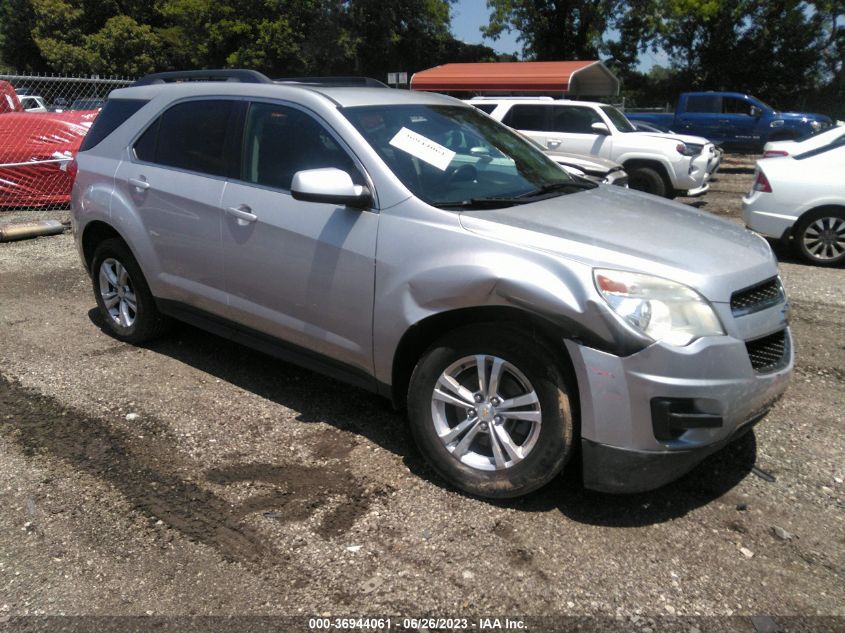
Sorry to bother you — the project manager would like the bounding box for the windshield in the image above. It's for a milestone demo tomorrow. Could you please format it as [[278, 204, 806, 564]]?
[[601, 105, 636, 133], [342, 104, 577, 207]]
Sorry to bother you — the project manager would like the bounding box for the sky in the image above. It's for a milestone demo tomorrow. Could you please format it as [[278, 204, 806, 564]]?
[[451, 0, 521, 57], [450, 0, 669, 70]]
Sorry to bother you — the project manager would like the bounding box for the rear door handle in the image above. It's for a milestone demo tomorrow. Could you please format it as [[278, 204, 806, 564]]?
[[226, 205, 258, 224], [128, 177, 150, 190]]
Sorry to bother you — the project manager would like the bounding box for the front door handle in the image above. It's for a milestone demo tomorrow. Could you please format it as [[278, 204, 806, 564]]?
[[547, 140, 561, 149], [226, 205, 258, 225], [128, 177, 150, 190]]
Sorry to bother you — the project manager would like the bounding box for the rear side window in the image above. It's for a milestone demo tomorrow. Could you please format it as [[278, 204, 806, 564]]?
[[135, 100, 238, 177], [502, 105, 550, 130], [684, 95, 721, 113], [79, 98, 148, 151]]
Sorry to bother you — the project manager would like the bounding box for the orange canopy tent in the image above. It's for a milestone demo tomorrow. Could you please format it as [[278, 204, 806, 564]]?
[[410, 61, 619, 96]]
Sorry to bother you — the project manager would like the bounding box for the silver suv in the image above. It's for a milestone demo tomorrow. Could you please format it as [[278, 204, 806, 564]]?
[[71, 70, 792, 498]]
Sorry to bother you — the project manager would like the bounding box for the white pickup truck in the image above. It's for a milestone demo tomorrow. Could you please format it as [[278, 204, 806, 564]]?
[[467, 97, 718, 198]]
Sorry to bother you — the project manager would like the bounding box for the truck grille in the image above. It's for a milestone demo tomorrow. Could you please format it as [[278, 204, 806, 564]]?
[[746, 330, 789, 373], [731, 277, 784, 316]]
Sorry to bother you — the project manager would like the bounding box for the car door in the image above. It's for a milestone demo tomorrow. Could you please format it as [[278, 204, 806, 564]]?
[[548, 105, 611, 158], [220, 101, 378, 376], [675, 94, 724, 142], [113, 98, 239, 314], [721, 96, 760, 147]]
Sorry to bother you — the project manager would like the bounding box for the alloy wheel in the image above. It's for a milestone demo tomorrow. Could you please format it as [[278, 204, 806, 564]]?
[[98, 258, 137, 328], [430, 354, 542, 471]]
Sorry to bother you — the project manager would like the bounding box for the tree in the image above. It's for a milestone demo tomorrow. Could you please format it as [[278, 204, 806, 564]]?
[[483, 0, 621, 60], [0, 0, 47, 71]]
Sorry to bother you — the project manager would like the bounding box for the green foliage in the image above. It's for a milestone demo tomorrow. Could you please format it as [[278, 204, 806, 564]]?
[[1, 0, 841, 117], [483, 0, 620, 60], [0, 0, 46, 70]]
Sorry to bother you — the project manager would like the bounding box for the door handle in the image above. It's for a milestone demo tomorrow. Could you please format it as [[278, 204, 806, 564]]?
[[226, 205, 258, 224], [128, 177, 150, 190], [547, 140, 561, 149]]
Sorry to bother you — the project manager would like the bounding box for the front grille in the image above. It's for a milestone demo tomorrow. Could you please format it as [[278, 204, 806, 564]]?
[[731, 277, 784, 316], [746, 330, 789, 373]]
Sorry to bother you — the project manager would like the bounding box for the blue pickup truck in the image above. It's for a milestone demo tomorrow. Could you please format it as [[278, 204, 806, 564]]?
[[628, 92, 832, 152]]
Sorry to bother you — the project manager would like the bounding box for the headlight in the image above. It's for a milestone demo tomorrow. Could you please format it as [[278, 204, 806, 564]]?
[[594, 269, 725, 346], [676, 143, 702, 156]]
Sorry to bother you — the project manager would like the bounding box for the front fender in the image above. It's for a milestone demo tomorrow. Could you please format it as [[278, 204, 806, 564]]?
[[371, 201, 642, 386]]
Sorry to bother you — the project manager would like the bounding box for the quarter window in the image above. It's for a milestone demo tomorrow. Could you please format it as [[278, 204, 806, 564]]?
[[240, 103, 361, 190]]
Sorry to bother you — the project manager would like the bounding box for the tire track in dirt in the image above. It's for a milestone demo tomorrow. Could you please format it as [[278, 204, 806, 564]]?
[[0, 373, 382, 566]]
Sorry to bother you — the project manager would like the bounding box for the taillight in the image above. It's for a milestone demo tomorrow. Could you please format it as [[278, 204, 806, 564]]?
[[762, 150, 789, 158], [752, 170, 772, 193]]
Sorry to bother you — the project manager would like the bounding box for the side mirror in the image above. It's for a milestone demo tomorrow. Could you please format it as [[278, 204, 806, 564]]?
[[291, 168, 372, 208], [750, 105, 762, 118], [591, 122, 611, 135]]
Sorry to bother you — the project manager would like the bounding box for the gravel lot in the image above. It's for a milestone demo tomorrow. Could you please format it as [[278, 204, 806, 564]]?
[[1, 159, 843, 628]]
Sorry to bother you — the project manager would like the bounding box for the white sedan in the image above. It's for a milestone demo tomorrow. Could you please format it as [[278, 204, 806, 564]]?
[[763, 124, 845, 158], [743, 139, 845, 265]]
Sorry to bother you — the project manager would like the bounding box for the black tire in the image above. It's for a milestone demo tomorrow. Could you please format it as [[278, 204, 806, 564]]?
[[91, 238, 170, 343], [793, 208, 845, 266], [407, 324, 575, 499], [627, 166, 667, 197]]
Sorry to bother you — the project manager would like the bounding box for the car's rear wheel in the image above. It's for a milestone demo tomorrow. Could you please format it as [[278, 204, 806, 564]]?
[[627, 166, 667, 198], [407, 324, 575, 499], [794, 209, 845, 266], [91, 238, 170, 343]]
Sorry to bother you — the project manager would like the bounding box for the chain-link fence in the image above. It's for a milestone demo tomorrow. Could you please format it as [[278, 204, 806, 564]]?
[[0, 73, 133, 213]]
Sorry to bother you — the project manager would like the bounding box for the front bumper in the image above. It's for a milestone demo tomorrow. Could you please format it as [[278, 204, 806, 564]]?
[[582, 405, 769, 493], [565, 322, 793, 493]]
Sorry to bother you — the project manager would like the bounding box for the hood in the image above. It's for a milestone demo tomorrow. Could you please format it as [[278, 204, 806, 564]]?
[[632, 131, 711, 146], [778, 111, 832, 124], [544, 150, 622, 172], [459, 186, 777, 303]]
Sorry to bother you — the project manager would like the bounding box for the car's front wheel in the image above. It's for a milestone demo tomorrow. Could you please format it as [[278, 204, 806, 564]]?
[[794, 209, 845, 266], [407, 324, 575, 499], [627, 166, 667, 197], [91, 238, 170, 343]]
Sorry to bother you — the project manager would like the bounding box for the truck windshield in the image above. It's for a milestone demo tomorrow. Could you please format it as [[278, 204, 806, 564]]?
[[342, 104, 577, 207], [600, 105, 637, 133]]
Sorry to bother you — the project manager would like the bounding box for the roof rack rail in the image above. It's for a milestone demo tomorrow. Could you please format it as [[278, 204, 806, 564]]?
[[274, 76, 389, 88], [131, 69, 273, 87]]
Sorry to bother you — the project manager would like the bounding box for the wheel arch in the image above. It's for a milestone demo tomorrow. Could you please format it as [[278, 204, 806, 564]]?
[[81, 221, 128, 272], [389, 306, 580, 420], [621, 158, 673, 192], [790, 203, 845, 238]]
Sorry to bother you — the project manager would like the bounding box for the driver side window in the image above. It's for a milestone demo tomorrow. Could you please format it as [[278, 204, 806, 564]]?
[[241, 103, 362, 191]]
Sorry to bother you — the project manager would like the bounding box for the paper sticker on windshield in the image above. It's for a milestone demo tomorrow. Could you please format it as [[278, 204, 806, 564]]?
[[389, 127, 455, 171]]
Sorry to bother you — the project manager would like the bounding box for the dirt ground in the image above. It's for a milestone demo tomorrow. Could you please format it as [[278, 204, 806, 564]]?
[[0, 159, 843, 630]]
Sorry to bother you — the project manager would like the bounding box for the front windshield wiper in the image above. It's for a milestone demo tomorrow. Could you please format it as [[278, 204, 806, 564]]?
[[432, 180, 597, 210], [515, 180, 597, 198], [431, 198, 528, 210]]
